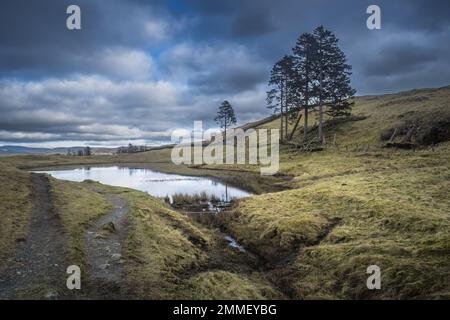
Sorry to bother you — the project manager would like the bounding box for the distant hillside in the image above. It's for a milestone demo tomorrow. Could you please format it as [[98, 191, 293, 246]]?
[[0, 146, 117, 155]]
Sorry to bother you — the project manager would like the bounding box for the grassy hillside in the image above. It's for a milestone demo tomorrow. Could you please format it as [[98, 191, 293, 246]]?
[[263, 85, 450, 148], [215, 86, 450, 298], [224, 151, 450, 298]]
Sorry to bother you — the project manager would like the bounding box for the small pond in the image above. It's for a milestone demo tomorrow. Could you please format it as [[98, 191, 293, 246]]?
[[34, 166, 252, 202]]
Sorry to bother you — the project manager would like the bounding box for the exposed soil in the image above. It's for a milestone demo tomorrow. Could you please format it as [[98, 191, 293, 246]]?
[[0, 173, 66, 299], [83, 190, 129, 299]]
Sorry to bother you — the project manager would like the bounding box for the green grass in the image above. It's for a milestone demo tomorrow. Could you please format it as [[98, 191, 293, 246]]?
[[263, 85, 450, 148], [223, 151, 450, 299], [0, 163, 32, 270], [81, 182, 277, 299], [183, 271, 282, 300], [49, 178, 112, 272]]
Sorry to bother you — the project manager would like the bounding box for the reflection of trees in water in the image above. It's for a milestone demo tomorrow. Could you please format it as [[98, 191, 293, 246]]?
[[211, 180, 229, 202], [220, 184, 229, 202], [83, 166, 91, 177]]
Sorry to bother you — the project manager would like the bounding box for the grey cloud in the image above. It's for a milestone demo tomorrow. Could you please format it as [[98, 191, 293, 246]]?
[[0, 76, 267, 145], [161, 43, 269, 94], [0, 0, 168, 78], [0, 0, 449, 145], [364, 41, 437, 77], [231, 8, 277, 38]]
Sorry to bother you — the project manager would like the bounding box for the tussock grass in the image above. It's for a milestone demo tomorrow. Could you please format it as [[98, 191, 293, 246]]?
[[171, 192, 221, 205], [85, 184, 210, 298], [89, 183, 278, 299], [183, 271, 282, 300], [50, 178, 112, 271], [225, 151, 450, 298], [0, 163, 32, 270]]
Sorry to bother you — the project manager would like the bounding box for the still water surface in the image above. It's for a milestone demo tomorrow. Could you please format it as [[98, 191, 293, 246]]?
[[35, 166, 252, 201]]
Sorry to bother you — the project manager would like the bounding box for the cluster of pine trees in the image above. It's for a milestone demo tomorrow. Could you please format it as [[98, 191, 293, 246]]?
[[267, 26, 356, 144]]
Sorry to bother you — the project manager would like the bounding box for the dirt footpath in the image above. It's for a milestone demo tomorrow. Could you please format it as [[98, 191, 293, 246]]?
[[0, 173, 66, 299], [84, 192, 129, 298]]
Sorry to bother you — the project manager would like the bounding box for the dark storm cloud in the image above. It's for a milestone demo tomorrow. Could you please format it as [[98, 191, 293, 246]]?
[[0, 0, 449, 146], [191, 66, 267, 94], [0, 0, 168, 78], [231, 8, 277, 38], [363, 41, 437, 77]]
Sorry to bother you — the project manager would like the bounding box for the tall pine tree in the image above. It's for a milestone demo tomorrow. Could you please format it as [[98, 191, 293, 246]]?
[[311, 26, 356, 144], [214, 100, 237, 137], [291, 32, 315, 141], [267, 55, 295, 140]]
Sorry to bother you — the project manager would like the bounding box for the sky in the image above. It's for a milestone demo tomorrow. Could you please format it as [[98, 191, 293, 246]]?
[[0, 0, 449, 147]]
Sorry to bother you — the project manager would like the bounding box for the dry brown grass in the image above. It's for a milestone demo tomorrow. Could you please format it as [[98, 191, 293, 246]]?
[[0, 163, 32, 270]]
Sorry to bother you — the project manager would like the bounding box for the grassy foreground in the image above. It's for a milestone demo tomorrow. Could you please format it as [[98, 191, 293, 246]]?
[[56, 181, 280, 299], [223, 151, 450, 298]]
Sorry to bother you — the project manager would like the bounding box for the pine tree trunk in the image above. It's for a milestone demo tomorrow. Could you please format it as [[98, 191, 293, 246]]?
[[285, 112, 288, 139], [303, 105, 309, 142], [303, 73, 309, 142], [318, 104, 324, 144], [288, 110, 302, 141], [318, 76, 324, 145], [284, 79, 287, 140], [280, 109, 284, 141], [224, 121, 227, 140], [280, 84, 284, 140]]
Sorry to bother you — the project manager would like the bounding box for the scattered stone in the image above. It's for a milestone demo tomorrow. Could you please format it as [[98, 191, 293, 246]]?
[[94, 233, 106, 239], [101, 221, 116, 233], [45, 291, 58, 300], [111, 253, 122, 261], [15, 237, 26, 243], [99, 263, 110, 270]]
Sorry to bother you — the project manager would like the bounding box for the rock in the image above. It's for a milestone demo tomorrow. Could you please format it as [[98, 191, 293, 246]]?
[[99, 263, 110, 270], [100, 221, 116, 233], [111, 253, 122, 261], [45, 291, 58, 299]]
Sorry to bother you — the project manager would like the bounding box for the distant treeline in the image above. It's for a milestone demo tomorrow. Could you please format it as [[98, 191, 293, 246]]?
[[67, 146, 92, 156], [116, 143, 150, 154]]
